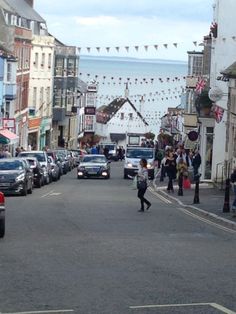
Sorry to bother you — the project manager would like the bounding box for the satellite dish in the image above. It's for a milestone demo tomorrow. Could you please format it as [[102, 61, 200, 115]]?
[[208, 87, 224, 102]]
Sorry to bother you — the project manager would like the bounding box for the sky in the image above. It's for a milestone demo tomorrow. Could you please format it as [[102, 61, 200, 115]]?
[[34, 0, 214, 61]]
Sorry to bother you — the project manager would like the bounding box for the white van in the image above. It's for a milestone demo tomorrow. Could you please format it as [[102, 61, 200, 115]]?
[[124, 146, 155, 179], [99, 143, 118, 160]]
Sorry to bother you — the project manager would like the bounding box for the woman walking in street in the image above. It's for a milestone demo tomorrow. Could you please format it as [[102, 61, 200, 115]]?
[[137, 158, 151, 212], [165, 152, 177, 193]]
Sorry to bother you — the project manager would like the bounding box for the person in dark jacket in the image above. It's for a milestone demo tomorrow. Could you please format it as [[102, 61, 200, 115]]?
[[192, 150, 201, 177], [165, 152, 176, 193], [137, 158, 151, 212]]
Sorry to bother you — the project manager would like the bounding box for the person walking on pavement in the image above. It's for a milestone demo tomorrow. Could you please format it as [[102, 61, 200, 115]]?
[[137, 158, 151, 212]]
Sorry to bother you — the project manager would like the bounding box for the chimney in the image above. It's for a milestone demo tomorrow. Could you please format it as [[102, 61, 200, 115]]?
[[25, 0, 34, 7]]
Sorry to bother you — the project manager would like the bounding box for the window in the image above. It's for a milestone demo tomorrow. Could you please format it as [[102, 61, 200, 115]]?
[[67, 58, 75, 76], [120, 112, 124, 120], [33, 87, 37, 107], [48, 53, 52, 68], [41, 53, 45, 67], [86, 92, 96, 106], [40, 87, 44, 108], [6, 63, 12, 82], [55, 58, 63, 76], [85, 115, 94, 131], [46, 87, 50, 105], [34, 53, 38, 67], [129, 113, 133, 120]]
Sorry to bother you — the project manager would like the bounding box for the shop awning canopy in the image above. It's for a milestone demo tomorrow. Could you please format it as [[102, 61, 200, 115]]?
[[0, 129, 19, 145]]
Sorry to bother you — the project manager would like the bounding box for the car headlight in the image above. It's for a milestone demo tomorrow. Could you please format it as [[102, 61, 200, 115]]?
[[15, 173, 25, 182], [126, 162, 133, 168]]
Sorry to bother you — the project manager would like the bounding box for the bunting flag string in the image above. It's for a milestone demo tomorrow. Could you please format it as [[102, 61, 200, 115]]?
[[76, 40, 202, 54], [79, 73, 187, 84]]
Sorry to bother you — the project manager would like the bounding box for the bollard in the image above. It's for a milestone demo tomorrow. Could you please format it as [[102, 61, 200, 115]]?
[[178, 173, 183, 196], [193, 174, 200, 204], [0, 192, 5, 238], [223, 178, 230, 213]]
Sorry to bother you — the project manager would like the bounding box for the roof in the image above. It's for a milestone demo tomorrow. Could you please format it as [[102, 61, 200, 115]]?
[[96, 97, 148, 126], [221, 61, 236, 78], [4, 0, 45, 22]]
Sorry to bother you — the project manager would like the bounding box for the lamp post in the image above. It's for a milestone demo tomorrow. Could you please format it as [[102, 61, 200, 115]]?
[[193, 173, 200, 204]]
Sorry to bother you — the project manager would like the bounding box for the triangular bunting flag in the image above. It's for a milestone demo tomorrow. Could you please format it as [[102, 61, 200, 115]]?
[[135, 46, 139, 52], [86, 47, 91, 53], [125, 46, 129, 52], [163, 44, 168, 49], [106, 47, 110, 53], [193, 41, 197, 46], [173, 43, 178, 48], [154, 45, 158, 50], [115, 47, 120, 52], [144, 45, 149, 51], [96, 47, 100, 52], [77, 47, 81, 54]]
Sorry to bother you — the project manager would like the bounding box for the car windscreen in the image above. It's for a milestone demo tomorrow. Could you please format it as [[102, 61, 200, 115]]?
[[104, 145, 115, 150], [0, 160, 24, 170], [19, 153, 46, 162], [82, 156, 106, 163], [126, 149, 154, 159], [27, 159, 37, 167]]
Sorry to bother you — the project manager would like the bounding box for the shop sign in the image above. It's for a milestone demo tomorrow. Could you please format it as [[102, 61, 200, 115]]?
[[28, 117, 41, 129]]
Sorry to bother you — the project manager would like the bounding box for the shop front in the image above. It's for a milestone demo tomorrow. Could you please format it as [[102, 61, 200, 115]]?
[[28, 117, 41, 150], [40, 117, 52, 149]]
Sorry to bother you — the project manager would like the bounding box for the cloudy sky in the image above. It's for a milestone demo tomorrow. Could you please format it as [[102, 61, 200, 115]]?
[[34, 0, 214, 61]]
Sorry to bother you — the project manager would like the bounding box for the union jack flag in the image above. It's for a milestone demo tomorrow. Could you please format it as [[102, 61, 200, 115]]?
[[214, 105, 224, 123], [195, 79, 206, 94]]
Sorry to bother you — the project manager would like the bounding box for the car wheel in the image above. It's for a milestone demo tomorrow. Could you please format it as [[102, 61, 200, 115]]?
[[0, 217, 5, 238], [37, 179, 42, 188], [21, 184, 27, 196]]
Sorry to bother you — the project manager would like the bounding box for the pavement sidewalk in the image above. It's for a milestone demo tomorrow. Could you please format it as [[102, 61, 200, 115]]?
[[153, 177, 236, 230]]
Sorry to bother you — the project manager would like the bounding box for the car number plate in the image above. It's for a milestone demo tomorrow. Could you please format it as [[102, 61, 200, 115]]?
[[87, 168, 99, 174]]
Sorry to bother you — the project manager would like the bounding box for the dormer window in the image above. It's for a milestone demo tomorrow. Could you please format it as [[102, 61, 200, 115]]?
[[129, 113, 133, 120], [120, 112, 124, 120]]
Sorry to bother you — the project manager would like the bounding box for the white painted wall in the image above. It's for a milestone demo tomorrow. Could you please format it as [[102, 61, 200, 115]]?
[[96, 100, 149, 145], [210, 0, 236, 180], [28, 35, 54, 119]]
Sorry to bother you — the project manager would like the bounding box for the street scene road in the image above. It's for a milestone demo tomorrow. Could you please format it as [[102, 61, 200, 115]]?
[[0, 162, 236, 314]]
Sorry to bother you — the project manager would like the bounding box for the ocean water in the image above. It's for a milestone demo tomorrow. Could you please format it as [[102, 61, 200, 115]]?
[[78, 56, 187, 132]]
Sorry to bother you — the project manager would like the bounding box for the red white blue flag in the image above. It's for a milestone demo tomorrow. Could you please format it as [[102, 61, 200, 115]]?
[[214, 105, 224, 123], [195, 79, 206, 94]]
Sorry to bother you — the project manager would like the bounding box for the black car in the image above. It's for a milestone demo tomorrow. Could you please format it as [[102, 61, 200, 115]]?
[[0, 158, 34, 196], [25, 157, 44, 188], [77, 154, 111, 179]]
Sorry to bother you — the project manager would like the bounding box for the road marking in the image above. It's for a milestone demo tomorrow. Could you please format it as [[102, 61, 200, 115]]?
[[178, 207, 236, 234], [1, 310, 74, 314], [129, 302, 236, 313], [49, 193, 61, 196], [148, 187, 172, 204], [41, 190, 54, 198]]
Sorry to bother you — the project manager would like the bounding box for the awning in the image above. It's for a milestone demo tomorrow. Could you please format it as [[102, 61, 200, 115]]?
[[0, 129, 19, 145]]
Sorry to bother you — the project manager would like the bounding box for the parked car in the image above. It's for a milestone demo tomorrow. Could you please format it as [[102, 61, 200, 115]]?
[[48, 156, 60, 181], [24, 157, 44, 188], [71, 149, 87, 165], [0, 158, 34, 196], [18, 151, 52, 184], [55, 149, 70, 174], [46, 150, 64, 176], [77, 154, 111, 179], [0, 192, 5, 238]]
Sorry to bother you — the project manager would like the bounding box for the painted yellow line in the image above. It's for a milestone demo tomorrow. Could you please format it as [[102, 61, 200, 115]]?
[[178, 207, 236, 234], [129, 302, 236, 313], [148, 187, 172, 204]]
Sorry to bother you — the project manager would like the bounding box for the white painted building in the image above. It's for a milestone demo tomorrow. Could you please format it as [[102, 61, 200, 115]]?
[[96, 97, 149, 148], [28, 35, 54, 149], [208, 0, 236, 181]]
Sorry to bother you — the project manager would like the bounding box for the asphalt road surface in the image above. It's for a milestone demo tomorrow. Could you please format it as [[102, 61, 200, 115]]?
[[0, 162, 236, 314]]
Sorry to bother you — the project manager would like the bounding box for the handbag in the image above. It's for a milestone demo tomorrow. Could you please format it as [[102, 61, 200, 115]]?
[[137, 179, 147, 189]]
